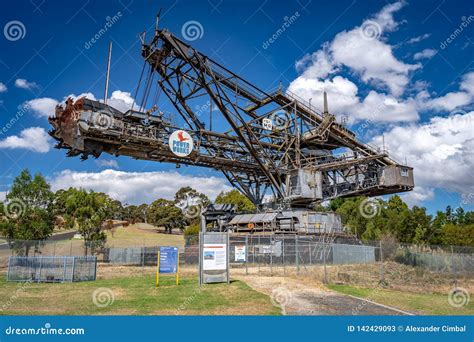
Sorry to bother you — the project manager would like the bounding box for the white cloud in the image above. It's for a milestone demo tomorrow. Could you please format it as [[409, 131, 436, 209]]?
[[357, 91, 419, 122], [288, 75, 359, 116], [0, 83, 7, 93], [0, 191, 6, 202], [105, 90, 137, 113], [66, 92, 96, 101], [65, 91, 136, 113], [25, 90, 137, 119], [418, 71, 474, 112], [406, 33, 431, 44], [303, 1, 420, 97], [0, 127, 51, 153], [288, 1, 421, 123], [26, 97, 59, 118], [49, 169, 231, 205], [288, 75, 419, 123], [413, 49, 437, 60], [371, 110, 474, 200], [401, 186, 435, 206], [95, 159, 119, 169], [295, 48, 337, 80], [14, 78, 38, 90]]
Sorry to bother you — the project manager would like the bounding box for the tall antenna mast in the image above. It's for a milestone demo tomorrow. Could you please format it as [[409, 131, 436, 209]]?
[[104, 41, 112, 105], [155, 9, 162, 32], [323, 91, 329, 116]]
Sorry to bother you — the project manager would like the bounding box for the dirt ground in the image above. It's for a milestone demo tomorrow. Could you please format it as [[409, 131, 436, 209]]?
[[231, 262, 474, 294], [230, 262, 473, 315], [235, 274, 408, 315]]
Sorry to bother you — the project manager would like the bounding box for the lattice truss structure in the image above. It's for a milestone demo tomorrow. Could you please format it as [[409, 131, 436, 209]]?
[[49, 27, 414, 208]]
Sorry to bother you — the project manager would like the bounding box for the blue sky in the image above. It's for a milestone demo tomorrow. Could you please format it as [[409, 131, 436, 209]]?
[[0, 0, 473, 213]]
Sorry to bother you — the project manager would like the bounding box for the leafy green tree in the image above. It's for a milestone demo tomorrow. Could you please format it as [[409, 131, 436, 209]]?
[[122, 204, 148, 223], [175, 187, 210, 206], [147, 198, 185, 233], [215, 189, 256, 212], [335, 197, 370, 238], [62, 189, 111, 255], [0, 170, 55, 255], [329, 197, 347, 211], [442, 223, 474, 246], [428, 211, 447, 244], [175, 187, 210, 225]]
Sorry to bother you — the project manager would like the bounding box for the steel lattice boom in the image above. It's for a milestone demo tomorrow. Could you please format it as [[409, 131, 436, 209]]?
[[49, 26, 414, 208]]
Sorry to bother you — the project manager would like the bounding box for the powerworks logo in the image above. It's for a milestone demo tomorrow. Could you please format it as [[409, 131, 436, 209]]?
[[169, 130, 194, 157]]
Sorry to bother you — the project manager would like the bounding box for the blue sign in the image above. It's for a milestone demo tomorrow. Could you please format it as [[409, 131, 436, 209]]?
[[159, 246, 178, 274]]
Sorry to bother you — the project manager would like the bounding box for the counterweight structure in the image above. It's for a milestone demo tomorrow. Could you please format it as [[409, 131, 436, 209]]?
[[49, 27, 414, 211]]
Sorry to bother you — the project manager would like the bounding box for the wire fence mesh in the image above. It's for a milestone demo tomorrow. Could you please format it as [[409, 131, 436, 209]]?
[[0, 234, 473, 278], [7, 256, 97, 283]]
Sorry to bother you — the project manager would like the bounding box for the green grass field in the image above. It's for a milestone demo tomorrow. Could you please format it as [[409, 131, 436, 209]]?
[[0, 275, 280, 315], [327, 284, 474, 315], [105, 224, 185, 248]]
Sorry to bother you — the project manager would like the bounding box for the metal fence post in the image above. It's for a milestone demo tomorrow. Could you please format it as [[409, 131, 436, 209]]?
[[38, 256, 43, 283], [309, 242, 312, 265], [270, 235, 273, 276], [450, 245, 457, 286], [296, 235, 299, 274], [141, 246, 145, 275], [63, 257, 67, 282], [379, 240, 385, 283], [72, 256, 76, 282], [245, 235, 248, 275], [6, 257, 11, 281], [258, 235, 261, 274], [323, 243, 328, 284]]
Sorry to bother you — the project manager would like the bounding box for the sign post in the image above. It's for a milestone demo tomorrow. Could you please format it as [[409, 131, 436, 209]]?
[[199, 232, 230, 285], [156, 246, 179, 287]]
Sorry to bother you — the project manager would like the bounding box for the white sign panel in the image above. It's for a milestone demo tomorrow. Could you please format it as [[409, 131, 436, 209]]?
[[203, 244, 227, 270], [262, 118, 273, 131], [169, 130, 194, 157], [234, 245, 246, 262]]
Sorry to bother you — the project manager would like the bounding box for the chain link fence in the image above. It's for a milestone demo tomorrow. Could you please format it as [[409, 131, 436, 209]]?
[[7, 256, 97, 282], [0, 234, 473, 278]]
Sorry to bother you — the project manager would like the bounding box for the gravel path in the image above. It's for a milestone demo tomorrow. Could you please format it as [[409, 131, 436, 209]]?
[[236, 275, 411, 315]]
